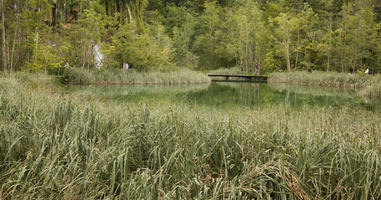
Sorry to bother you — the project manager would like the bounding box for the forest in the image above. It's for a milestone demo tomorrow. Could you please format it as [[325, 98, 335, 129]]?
[[1, 0, 381, 74]]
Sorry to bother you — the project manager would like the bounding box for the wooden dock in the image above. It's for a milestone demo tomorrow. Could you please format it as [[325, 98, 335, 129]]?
[[208, 74, 268, 82]]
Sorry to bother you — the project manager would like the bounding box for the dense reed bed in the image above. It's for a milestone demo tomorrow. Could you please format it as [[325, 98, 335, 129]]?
[[360, 76, 381, 99], [66, 68, 210, 85], [208, 67, 243, 75], [269, 71, 370, 88], [269, 71, 381, 98], [0, 74, 380, 199]]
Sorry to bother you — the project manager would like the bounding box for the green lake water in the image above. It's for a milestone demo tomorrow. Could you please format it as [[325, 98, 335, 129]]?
[[66, 82, 381, 111]]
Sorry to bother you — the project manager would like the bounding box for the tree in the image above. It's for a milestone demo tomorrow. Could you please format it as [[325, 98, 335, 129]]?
[[111, 22, 172, 71], [272, 13, 298, 72], [102, 0, 146, 33], [1, 0, 6, 72], [230, 1, 266, 73], [193, 1, 226, 70], [319, 0, 335, 72], [336, 0, 379, 72], [171, 10, 198, 68], [24, 43, 64, 74], [1, 0, 381, 74]]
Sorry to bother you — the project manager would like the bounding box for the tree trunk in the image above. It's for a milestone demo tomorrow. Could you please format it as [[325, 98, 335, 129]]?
[[15, 29, 21, 70], [126, 3, 133, 23], [64, 0, 67, 22], [327, 15, 332, 72], [284, 24, 291, 73], [295, 28, 300, 70], [286, 42, 291, 72], [239, 24, 243, 71], [1, 0, 6, 72], [10, 3, 19, 72], [327, 53, 330, 72], [105, 0, 109, 16], [245, 24, 249, 73], [342, 14, 347, 73]]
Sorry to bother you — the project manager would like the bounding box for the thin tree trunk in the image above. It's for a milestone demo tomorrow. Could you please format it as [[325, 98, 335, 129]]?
[[327, 16, 332, 72], [239, 24, 244, 72], [286, 41, 291, 72], [295, 28, 300, 70], [34, 29, 39, 52], [105, 0, 109, 16], [126, 3, 133, 23], [284, 24, 291, 73], [82, 43, 86, 68], [1, 0, 6, 72], [245, 24, 249, 73], [342, 16, 347, 73], [7, 35, 9, 67], [10, 3, 19, 72], [258, 54, 261, 74], [64, 0, 67, 22], [327, 54, 330, 72], [359, 42, 363, 68], [15, 29, 21, 70]]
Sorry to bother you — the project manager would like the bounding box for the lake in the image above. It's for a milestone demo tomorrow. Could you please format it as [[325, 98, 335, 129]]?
[[66, 81, 381, 111]]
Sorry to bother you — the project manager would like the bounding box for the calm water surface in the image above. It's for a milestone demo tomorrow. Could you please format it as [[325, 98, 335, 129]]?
[[66, 82, 381, 111]]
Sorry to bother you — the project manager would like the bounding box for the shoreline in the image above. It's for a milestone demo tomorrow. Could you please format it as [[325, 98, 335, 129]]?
[[269, 71, 381, 99]]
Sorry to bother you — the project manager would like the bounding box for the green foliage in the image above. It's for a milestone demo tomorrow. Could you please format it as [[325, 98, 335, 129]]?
[[111, 22, 173, 71], [170, 7, 199, 68], [23, 44, 64, 74], [263, 51, 281, 73], [193, 1, 229, 70], [2, 0, 381, 74]]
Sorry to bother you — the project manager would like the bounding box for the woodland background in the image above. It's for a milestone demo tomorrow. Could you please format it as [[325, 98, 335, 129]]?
[[1, 0, 381, 74]]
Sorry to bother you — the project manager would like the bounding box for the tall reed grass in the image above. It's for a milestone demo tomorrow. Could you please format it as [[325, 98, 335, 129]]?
[[208, 67, 243, 75], [67, 68, 211, 85], [359, 76, 381, 99], [0, 74, 380, 199], [269, 71, 381, 98]]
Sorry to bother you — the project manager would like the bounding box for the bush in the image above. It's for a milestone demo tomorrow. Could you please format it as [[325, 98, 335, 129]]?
[[23, 44, 64, 74], [111, 23, 173, 71]]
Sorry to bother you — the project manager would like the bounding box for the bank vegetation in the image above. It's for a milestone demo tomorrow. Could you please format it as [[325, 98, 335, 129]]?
[[65, 68, 210, 85], [269, 71, 381, 98], [0, 74, 380, 199]]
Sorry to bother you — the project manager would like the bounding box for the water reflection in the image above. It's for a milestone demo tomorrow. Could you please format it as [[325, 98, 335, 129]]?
[[184, 82, 380, 111], [66, 82, 381, 111]]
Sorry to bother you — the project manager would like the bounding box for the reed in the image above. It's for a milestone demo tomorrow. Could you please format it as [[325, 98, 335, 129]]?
[[0, 74, 380, 199], [66, 68, 211, 85], [269, 71, 381, 99], [208, 67, 243, 75], [359, 76, 381, 99], [269, 71, 372, 88]]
